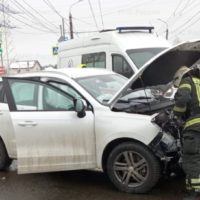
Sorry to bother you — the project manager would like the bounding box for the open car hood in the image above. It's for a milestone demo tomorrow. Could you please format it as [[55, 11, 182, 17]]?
[[108, 39, 200, 108]]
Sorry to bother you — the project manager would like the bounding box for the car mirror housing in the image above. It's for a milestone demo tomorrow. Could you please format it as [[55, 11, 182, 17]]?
[[74, 98, 86, 118]]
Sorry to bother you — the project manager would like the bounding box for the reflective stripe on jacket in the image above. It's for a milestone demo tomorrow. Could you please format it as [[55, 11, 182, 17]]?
[[173, 76, 200, 129]]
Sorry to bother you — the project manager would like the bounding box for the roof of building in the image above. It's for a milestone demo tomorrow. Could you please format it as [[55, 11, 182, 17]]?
[[9, 60, 41, 69]]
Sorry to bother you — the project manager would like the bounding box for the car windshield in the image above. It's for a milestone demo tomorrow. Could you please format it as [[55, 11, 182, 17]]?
[[77, 74, 128, 104], [126, 48, 166, 69]]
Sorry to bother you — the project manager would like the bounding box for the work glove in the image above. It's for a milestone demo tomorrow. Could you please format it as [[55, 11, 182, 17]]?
[[170, 112, 184, 128]]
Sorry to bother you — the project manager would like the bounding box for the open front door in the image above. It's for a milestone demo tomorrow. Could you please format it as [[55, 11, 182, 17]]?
[[3, 77, 96, 174]]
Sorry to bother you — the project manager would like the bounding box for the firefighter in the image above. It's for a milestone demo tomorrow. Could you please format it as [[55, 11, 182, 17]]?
[[173, 65, 200, 200]]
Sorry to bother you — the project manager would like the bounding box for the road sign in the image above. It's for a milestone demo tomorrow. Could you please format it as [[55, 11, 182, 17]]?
[[52, 46, 58, 55]]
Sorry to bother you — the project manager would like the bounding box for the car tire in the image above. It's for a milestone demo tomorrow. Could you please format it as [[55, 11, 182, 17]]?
[[106, 142, 161, 194], [0, 139, 12, 170]]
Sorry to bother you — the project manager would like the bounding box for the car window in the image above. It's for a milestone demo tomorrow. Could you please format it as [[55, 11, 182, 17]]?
[[49, 82, 81, 99], [112, 54, 134, 78], [9, 81, 38, 110], [43, 87, 74, 111], [8, 79, 75, 111]]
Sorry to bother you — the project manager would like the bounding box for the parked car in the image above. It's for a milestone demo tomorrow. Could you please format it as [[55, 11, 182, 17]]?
[[0, 39, 199, 194]]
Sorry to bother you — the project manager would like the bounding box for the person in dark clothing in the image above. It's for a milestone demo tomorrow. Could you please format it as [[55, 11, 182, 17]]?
[[173, 65, 200, 200]]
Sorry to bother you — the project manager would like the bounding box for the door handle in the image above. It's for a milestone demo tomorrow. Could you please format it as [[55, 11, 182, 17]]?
[[18, 121, 37, 127]]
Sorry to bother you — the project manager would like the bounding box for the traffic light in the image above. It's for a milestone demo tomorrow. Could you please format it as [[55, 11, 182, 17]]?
[[0, 43, 2, 56], [0, 48, 3, 56]]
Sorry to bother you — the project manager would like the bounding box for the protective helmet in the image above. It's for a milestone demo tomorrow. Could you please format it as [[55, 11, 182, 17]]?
[[79, 64, 87, 68], [190, 64, 200, 77], [173, 66, 190, 88]]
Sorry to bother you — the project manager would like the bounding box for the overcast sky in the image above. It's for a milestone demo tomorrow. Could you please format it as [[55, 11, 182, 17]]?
[[6, 0, 200, 66]]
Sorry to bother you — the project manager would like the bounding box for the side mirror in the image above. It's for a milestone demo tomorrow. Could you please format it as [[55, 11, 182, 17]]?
[[74, 98, 86, 118]]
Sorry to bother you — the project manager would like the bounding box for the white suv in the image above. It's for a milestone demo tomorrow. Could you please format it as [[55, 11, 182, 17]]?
[[0, 68, 173, 194], [1, 38, 200, 194]]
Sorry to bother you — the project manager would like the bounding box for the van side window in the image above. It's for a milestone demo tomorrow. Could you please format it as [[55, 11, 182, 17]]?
[[82, 52, 106, 68], [112, 54, 134, 78]]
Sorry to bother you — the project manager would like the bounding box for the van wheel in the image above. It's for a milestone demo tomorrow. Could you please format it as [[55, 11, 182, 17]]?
[[106, 142, 161, 193], [0, 140, 12, 170]]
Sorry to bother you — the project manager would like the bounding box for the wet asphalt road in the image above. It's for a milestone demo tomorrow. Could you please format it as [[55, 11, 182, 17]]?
[[0, 162, 185, 200]]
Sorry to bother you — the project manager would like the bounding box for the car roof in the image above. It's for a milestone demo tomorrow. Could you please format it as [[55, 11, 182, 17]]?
[[8, 68, 117, 79], [45, 68, 116, 78]]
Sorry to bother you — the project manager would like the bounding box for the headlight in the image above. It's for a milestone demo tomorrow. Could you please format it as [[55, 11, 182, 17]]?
[[160, 132, 177, 152], [163, 87, 177, 99]]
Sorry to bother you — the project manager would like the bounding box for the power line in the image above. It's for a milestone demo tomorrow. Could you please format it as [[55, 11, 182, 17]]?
[[171, 11, 200, 34], [88, 0, 99, 30], [0, 2, 17, 14], [173, 0, 183, 16], [176, 16, 200, 35], [42, 0, 68, 25], [175, 0, 199, 16], [98, 0, 104, 29], [166, 0, 199, 24], [164, 0, 184, 25], [21, 0, 59, 30], [14, 29, 60, 35], [10, 0, 58, 33], [101, 0, 156, 16], [72, 16, 97, 27], [161, 0, 200, 38], [9, 13, 58, 34], [177, 0, 192, 15], [14, 29, 99, 35], [174, 0, 199, 19]]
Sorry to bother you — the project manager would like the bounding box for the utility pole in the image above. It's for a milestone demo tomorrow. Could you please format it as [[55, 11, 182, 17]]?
[[3, 5, 9, 69], [69, 0, 84, 40], [1, 0, 16, 72], [58, 20, 66, 42], [157, 18, 169, 40], [62, 17, 65, 39], [69, 12, 73, 39], [59, 24, 63, 37], [166, 28, 169, 40]]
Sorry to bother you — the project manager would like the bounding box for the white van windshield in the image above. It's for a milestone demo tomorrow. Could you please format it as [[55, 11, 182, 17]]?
[[127, 48, 166, 69]]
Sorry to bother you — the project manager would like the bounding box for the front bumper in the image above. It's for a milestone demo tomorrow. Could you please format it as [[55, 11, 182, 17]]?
[[149, 131, 179, 160], [149, 131, 181, 175]]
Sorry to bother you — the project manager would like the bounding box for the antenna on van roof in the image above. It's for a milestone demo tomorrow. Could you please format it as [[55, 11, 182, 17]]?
[[116, 26, 154, 33]]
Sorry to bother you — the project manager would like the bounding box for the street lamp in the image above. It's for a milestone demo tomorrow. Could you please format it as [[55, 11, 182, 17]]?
[[157, 18, 169, 40], [69, 0, 84, 39]]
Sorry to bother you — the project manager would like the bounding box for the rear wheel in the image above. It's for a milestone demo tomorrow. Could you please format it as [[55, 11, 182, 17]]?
[[0, 139, 12, 170], [106, 142, 161, 193]]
